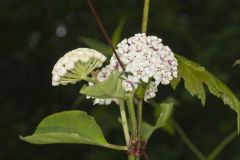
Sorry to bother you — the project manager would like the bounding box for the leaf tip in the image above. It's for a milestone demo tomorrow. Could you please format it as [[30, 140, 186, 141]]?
[[19, 135, 29, 143]]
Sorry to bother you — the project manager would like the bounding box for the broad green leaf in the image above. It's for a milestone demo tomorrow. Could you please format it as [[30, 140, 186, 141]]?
[[112, 17, 126, 47], [20, 111, 127, 150], [80, 71, 125, 99], [174, 55, 240, 129], [233, 59, 240, 67], [141, 102, 174, 143], [79, 37, 112, 57]]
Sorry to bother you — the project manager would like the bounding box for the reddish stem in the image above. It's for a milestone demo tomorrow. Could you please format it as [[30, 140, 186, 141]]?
[[85, 0, 126, 73]]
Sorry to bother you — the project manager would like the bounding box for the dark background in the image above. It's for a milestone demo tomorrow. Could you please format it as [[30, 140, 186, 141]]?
[[1, 0, 240, 159]]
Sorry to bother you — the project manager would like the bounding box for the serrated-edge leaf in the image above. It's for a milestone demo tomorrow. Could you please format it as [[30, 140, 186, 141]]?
[[170, 72, 181, 90], [178, 58, 206, 105], [176, 54, 240, 131]]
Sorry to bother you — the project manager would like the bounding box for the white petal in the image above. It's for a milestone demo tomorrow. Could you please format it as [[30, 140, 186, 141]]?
[[52, 74, 60, 81], [80, 55, 90, 63], [52, 81, 59, 86], [57, 67, 67, 76], [65, 61, 75, 70]]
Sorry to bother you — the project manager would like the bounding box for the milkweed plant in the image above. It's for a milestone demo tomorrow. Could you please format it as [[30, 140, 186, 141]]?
[[20, 0, 240, 160]]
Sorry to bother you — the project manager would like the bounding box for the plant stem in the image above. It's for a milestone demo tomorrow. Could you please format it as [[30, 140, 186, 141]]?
[[173, 120, 207, 160], [128, 155, 136, 160], [126, 93, 138, 141], [207, 130, 238, 160], [85, 0, 126, 73], [137, 100, 143, 160], [119, 99, 130, 145], [142, 0, 151, 33], [137, 100, 143, 140], [105, 143, 128, 151], [126, 93, 137, 160]]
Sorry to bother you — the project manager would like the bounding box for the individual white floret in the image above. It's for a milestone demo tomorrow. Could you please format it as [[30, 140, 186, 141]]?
[[144, 82, 158, 102], [93, 98, 112, 105], [97, 66, 112, 82], [65, 61, 75, 70]]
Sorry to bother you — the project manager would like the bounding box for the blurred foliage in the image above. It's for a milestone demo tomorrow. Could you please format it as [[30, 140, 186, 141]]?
[[1, 0, 240, 160]]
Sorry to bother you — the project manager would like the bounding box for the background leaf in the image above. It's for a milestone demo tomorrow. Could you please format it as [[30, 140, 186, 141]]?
[[141, 102, 174, 143], [112, 16, 126, 47], [79, 37, 112, 57], [20, 111, 126, 150]]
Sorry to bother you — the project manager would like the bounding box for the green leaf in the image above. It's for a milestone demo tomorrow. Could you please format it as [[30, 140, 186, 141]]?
[[177, 55, 206, 105], [20, 111, 127, 150], [141, 102, 174, 143], [80, 71, 125, 99], [79, 37, 112, 57], [175, 54, 240, 132], [112, 16, 126, 47], [141, 122, 155, 143], [154, 102, 174, 128], [162, 119, 175, 136]]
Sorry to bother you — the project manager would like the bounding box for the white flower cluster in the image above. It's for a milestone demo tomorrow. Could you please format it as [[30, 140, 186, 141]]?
[[93, 33, 178, 104], [51, 34, 178, 105], [52, 48, 106, 86]]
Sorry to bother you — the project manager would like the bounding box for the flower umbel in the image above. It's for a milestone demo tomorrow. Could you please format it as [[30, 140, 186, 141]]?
[[52, 48, 106, 86], [91, 33, 178, 104]]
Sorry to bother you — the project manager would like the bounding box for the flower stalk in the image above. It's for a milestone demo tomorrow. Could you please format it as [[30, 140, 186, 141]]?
[[142, 0, 151, 33], [126, 93, 138, 142], [119, 99, 130, 145]]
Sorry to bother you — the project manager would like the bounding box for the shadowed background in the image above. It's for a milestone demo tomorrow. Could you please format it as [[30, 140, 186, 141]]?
[[1, 0, 240, 159]]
